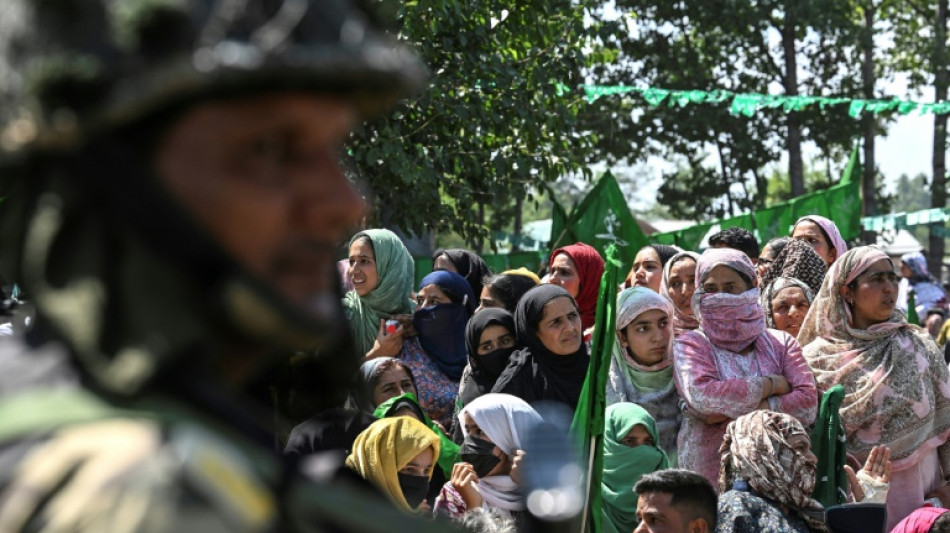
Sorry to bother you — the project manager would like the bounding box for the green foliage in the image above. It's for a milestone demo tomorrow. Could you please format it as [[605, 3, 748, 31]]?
[[348, 0, 594, 246], [582, 0, 866, 220]]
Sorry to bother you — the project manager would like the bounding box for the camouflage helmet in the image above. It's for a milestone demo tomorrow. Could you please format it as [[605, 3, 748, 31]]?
[[0, 0, 427, 156]]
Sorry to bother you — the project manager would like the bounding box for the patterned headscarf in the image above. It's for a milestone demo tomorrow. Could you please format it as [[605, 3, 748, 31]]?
[[793, 215, 848, 264], [797, 246, 950, 463], [342, 229, 416, 355], [759, 277, 815, 330], [891, 507, 950, 533], [760, 238, 827, 296], [345, 417, 440, 511], [659, 251, 701, 336], [548, 242, 605, 330], [719, 411, 828, 532]]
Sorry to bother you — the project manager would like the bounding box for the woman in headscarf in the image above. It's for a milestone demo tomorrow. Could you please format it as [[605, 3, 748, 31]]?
[[491, 284, 589, 411], [284, 356, 416, 457], [601, 402, 670, 533], [375, 392, 461, 483], [346, 417, 441, 514], [791, 215, 848, 266], [547, 242, 605, 332], [659, 251, 701, 337], [433, 248, 493, 301], [454, 309, 519, 441], [476, 271, 538, 313], [898, 251, 948, 318], [624, 244, 682, 293], [760, 277, 814, 338], [798, 246, 950, 530], [756, 237, 790, 284], [673, 248, 818, 487], [343, 229, 416, 358], [606, 287, 683, 463], [760, 238, 828, 297], [717, 411, 892, 533], [435, 393, 541, 527], [401, 270, 476, 428]]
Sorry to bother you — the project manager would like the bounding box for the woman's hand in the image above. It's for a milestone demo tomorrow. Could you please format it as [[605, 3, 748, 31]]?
[[416, 499, 432, 515], [391, 314, 417, 337], [509, 450, 526, 487], [769, 375, 791, 396], [450, 462, 482, 510], [365, 319, 404, 359], [845, 445, 892, 502]]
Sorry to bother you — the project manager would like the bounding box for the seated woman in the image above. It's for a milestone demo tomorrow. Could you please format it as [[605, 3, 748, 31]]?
[[284, 356, 416, 457], [673, 248, 818, 487], [433, 248, 493, 302], [454, 308, 520, 440], [790, 215, 848, 267], [760, 277, 813, 338], [601, 402, 670, 533], [343, 229, 416, 359], [898, 251, 948, 319], [660, 251, 701, 337], [375, 392, 461, 499], [606, 287, 683, 464], [546, 242, 605, 333], [403, 270, 477, 428], [477, 271, 538, 313], [491, 284, 589, 411], [717, 410, 891, 533], [434, 393, 541, 527], [625, 244, 681, 293], [346, 417, 441, 514], [798, 246, 950, 530]]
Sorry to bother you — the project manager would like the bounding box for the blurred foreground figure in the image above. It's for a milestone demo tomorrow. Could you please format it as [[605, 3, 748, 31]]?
[[0, 1, 456, 531]]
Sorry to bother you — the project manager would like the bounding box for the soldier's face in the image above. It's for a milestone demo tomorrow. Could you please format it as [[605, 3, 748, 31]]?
[[154, 93, 365, 314]]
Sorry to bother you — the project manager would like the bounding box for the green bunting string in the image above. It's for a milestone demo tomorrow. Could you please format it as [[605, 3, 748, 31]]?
[[578, 85, 950, 118]]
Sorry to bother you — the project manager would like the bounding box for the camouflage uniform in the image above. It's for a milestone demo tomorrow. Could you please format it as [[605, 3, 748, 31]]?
[[0, 1, 446, 531]]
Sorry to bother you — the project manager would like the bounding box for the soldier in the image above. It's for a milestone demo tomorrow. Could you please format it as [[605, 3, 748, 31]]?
[[0, 1, 449, 531]]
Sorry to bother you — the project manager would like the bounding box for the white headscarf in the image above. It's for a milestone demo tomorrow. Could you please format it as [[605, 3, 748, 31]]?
[[459, 393, 543, 511]]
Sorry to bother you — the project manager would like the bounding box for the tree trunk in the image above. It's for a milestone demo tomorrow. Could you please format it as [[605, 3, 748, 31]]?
[[512, 194, 524, 253], [475, 202, 485, 254], [860, 4, 878, 218], [930, 0, 949, 278], [782, 9, 805, 197]]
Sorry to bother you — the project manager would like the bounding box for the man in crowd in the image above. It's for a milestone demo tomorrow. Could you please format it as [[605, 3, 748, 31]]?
[[634, 470, 718, 533], [0, 1, 448, 531]]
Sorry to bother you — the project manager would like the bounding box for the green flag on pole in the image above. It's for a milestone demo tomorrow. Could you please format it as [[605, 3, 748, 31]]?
[[570, 243, 622, 533], [677, 222, 715, 251], [566, 171, 648, 274], [755, 203, 795, 243], [550, 195, 577, 251], [719, 213, 756, 233], [825, 145, 862, 241]]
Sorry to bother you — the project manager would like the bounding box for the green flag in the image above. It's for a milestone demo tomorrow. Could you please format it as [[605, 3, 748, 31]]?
[[550, 196, 577, 251], [566, 171, 648, 274], [649, 231, 679, 247], [825, 145, 862, 241], [570, 244, 622, 533], [719, 213, 756, 233], [907, 290, 920, 326], [677, 222, 715, 251], [790, 189, 830, 223], [755, 203, 795, 243]]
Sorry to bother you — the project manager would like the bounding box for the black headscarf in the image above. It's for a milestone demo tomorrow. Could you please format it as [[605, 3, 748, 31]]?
[[458, 309, 519, 409], [434, 249, 492, 299], [490, 284, 589, 411]]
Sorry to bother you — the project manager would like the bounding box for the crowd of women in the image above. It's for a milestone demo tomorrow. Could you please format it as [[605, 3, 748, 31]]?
[[284, 214, 950, 533]]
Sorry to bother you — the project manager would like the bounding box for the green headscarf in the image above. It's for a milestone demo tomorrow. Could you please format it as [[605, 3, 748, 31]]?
[[374, 392, 460, 478], [601, 402, 669, 533], [342, 229, 416, 355]]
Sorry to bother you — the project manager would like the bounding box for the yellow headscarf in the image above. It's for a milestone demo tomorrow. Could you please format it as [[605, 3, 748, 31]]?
[[503, 267, 541, 284], [345, 417, 441, 510]]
